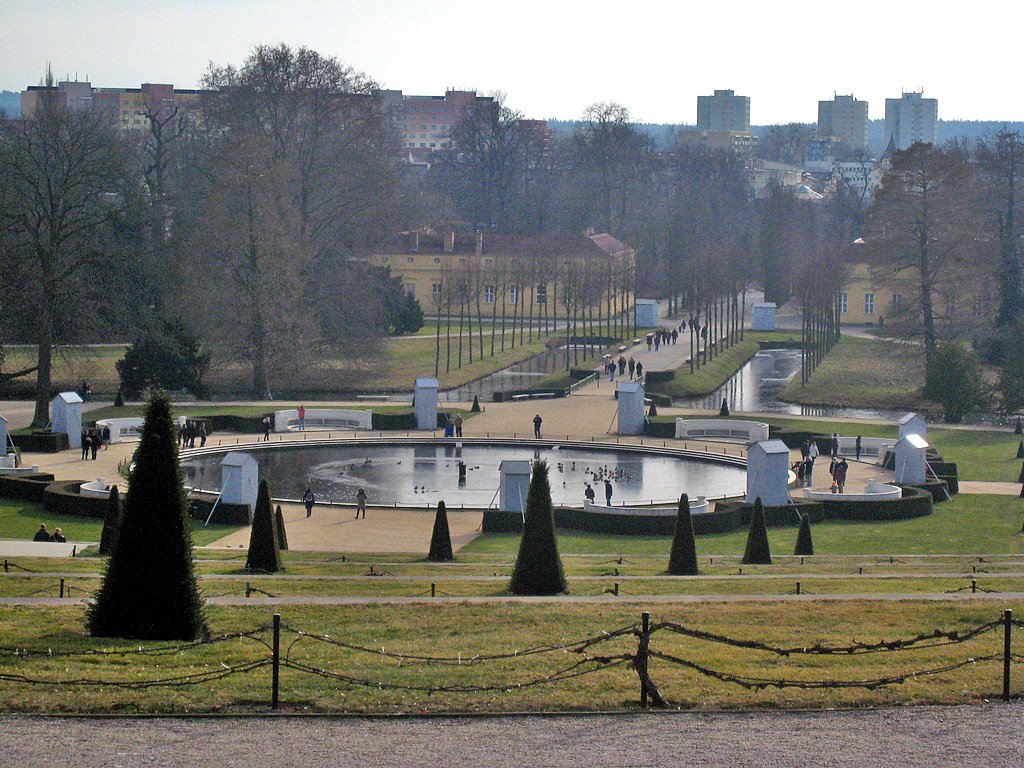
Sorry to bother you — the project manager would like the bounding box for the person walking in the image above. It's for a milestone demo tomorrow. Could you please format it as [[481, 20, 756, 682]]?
[[793, 460, 806, 488], [584, 483, 595, 505], [453, 413, 464, 438], [297, 404, 306, 431], [830, 432, 840, 458], [81, 431, 90, 461], [635, 361, 643, 381], [355, 488, 367, 519], [302, 488, 315, 518], [834, 458, 849, 494], [199, 423, 207, 447], [654, 333, 660, 351], [618, 356, 626, 377], [855, 435, 862, 461], [628, 358, 636, 380], [262, 416, 272, 442], [90, 432, 99, 460], [671, 329, 678, 345], [604, 479, 613, 506], [806, 442, 818, 486], [533, 414, 543, 439]]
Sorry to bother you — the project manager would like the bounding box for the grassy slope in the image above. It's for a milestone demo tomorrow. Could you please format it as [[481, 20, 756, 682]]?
[[780, 336, 925, 409]]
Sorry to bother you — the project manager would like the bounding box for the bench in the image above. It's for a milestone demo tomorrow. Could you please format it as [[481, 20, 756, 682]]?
[[511, 392, 557, 401], [356, 395, 391, 401], [675, 419, 771, 443], [274, 408, 373, 432]]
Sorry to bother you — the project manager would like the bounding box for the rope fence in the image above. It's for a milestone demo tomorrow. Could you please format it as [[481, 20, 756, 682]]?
[[0, 610, 1020, 709]]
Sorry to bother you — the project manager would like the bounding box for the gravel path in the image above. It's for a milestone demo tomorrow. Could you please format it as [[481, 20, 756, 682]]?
[[3, 705, 1023, 767]]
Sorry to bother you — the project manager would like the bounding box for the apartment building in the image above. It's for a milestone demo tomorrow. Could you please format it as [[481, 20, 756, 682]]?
[[884, 91, 939, 150], [21, 80, 207, 131], [817, 94, 869, 153], [696, 89, 750, 132]]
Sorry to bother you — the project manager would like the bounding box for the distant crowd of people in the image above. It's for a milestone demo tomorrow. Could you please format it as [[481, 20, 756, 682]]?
[[178, 420, 208, 448], [605, 355, 644, 382], [792, 433, 854, 493]]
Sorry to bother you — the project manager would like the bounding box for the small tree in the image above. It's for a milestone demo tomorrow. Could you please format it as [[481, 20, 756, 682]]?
[[275, 504, 289, 551], [667, 493, 699, 575], [720, 399, 730, 417], [98, 485, 122, 556], [924, 343, 991, 424], [509, 460, 567, 595], [648, 399, 659, 417], [88, 393, 207, 639], [742, 497, 772, 565], [116, 318, 210, 399], [794, 512, 814, 556], [471, 395, 482, 413], [427, 501, 454, 562], [246, 480, 281, 573]]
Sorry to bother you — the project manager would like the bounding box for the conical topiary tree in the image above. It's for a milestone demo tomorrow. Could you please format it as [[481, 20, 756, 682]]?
[[1015, 416, 1022, 435], [648, 399, 658, 417], [275, 504, 288, 551], [509, 460, 567, 595], [667, 493, 699, 575], [88, 393, 207, 640], [98, 485, 122, 556], [794, 512, 814, 556], [742, 497, 772, 565], [720, 399, 730, 417], [1017, 441, 1024, 459], [247, 480, 281, 573], [1018, 462, 1024, 484], [471, 395, 481, 413], [427, 501, 454, 562]]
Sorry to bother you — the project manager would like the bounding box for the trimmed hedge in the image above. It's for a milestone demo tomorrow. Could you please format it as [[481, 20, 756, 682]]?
[[901, 480, 953, 503], [10, 431, 70, 453], [481, 486, 934, 536], [187, 496, 251, 526], [371, 411, 417, 430], [643, 420, 676, 438], [0, 473, 56, 503], [643, 370, 676, 385], [208, 414, 268, 434], [42, 481, 110, 519]]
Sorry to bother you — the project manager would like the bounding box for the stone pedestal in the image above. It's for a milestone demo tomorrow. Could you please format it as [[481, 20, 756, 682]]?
[[752, 302, 777, 331], [635, 299, 659, 328], [220, 452, 259, 522], [414, 378, 439, 431], [745, 439, 791, 506], [499, 460, 532, 515], [616, 381, 645, 435], [898, 412, 927, 439], [894, 433, 928, 484], [50, 392, 84, 449]]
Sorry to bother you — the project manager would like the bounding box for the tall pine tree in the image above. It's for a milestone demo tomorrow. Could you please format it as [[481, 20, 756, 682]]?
[[509, 461, 567, 595], [88, 394, 207, 639]]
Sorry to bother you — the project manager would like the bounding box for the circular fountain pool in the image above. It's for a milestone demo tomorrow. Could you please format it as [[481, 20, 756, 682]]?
[[181, 438, 746, 508]]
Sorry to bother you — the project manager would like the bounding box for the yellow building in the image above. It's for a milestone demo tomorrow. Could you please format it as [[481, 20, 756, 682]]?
[[368, 231, 636, 320]]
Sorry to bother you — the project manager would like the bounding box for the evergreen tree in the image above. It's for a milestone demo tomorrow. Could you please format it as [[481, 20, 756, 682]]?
[[648, 399, 659, 417], [509, 460, 567, 595], [794, 512, 814, 556], [742, 497, 772, 565], [720, 399, 730, 417], [88, 394, 207, 640], [427, 501, 454, 562], [275, 504, 289, 551], [246, 480, 281, 572], [98, 485, 122, 556], [667, 493, 699, 575], [471, 395, 482, 413], [1018, 442, 1024, 459]]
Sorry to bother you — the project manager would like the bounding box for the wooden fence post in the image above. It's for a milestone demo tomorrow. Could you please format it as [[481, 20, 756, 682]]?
[[272, 613, 281, 710]]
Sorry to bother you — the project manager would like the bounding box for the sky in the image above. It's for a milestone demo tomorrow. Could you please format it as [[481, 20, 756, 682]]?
[[3, 0, 1022, 125]]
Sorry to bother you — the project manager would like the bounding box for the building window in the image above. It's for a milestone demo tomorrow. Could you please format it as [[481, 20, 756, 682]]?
[[432, 283, 442, 299], [891, 293, 901, 306], [484, 285, 495, 303], [839, 293, 848, 313], [864, 293, 874, 315], [536, 284, 547, 305], [509, 286, 519, 305]]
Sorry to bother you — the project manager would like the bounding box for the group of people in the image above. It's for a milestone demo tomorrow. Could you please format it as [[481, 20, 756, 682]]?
[[645, 327, 679, 351], [793, 433, 852, 492], [177, 420, 207, 448], [33, 524, 66, 543], [605, 355, 644, 382], [79, 427, 109, 460], [443, 412, 464, 438], [583, 479, 615, 505], [302, 487, 367, 519]]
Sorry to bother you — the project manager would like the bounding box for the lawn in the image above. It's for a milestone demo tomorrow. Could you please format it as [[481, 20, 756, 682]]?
[[464, 494, 1024, 556], [780, 336, 926, 409], [0, 499, 239, 547], [0, 600, 1020, 712]]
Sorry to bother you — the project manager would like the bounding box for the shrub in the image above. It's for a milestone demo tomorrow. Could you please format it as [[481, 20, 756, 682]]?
[[509, 460, 566, 595], [88, 394, 207, 640], [114, 389, 125, 408], [116, 318, 210, 399], [794, 512, 814, 556], [98, 486, 122, 555], [427, 501, 454, 562], [246, 480, 281, 573], [275, 504, 288, 551], [667, 493, 698, 575], [741, 497, 772, 564]]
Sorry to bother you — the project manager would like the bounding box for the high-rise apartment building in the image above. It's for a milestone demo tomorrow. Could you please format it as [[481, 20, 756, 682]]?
[[21, 80, 207, 131], [884, 91, 938, 150], [696, 89, 750, 132], [817, 94, 869, 154]]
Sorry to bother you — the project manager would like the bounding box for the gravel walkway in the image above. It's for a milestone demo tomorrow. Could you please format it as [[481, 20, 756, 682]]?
[[3, 705, 1023, 767]]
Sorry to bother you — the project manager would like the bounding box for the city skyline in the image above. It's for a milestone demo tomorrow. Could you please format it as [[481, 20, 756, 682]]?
[[2, 0, 1022, 125]]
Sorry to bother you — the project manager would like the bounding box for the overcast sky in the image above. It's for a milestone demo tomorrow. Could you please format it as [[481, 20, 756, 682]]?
[[3, 0, 1020, 124]]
